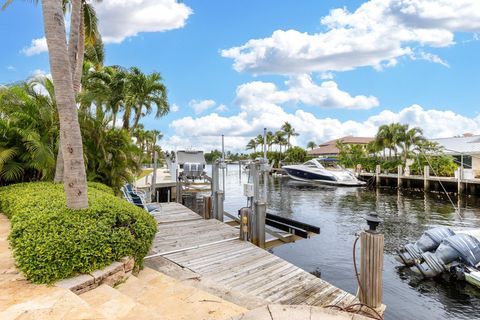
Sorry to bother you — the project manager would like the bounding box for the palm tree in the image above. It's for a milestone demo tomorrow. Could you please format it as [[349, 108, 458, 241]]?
[[0, 81, 58, 182], [274, 131, 287, 153], [376, 124, 396, 158], [307, 141, 316, 150], [255, 134, 264, 153], [81, 65, 127, 128], [42, 0, 88, 209], [399, 126, 424, 160], [122, 68, 169, 130], [281, 122, 299, 149], [55, 0, 102, 183], [246, 139, 257, 152], [266, 131, 275, 151]]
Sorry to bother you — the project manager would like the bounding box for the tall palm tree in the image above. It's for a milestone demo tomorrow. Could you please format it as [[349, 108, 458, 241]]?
[[81, 65, 127, 128], [399, 126, 424, 160], [266, 131, 275, 151], [376, 124, 396, 158], [246, 139, 257, 152], [281, 122, 299, 149], [255, 134, 265, 153], [307, 141, 316, 150], [54, 0, 102, 183], [123, 67, 169, 131], [274, 131, 287, 153], [42, 0, 88, 209]]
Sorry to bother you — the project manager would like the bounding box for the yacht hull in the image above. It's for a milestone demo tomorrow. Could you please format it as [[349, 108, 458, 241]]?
[[283, 167, 366, 187]]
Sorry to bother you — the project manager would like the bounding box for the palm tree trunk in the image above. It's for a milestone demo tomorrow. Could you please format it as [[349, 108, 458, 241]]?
[[111, 110, 117, 129], [132, 106, 142, 131], [73, 8, 85, 93], [122, 106, 131, 129], [42, 0, 88, 209], [54, 1, 84, 183], [68, 0, 81, 77]]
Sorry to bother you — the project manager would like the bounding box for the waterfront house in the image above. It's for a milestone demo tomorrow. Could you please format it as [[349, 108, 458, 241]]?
[[431, 133, 480, 178], [308, 136, 374, 157]]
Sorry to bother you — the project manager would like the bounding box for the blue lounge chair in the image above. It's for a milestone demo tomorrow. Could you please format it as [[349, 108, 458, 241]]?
[[121, 185, 160, 214]]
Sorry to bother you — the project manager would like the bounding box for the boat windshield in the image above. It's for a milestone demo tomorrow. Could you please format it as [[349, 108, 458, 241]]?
[[321, 161, 342, 169], [303, 161, 323, 168]]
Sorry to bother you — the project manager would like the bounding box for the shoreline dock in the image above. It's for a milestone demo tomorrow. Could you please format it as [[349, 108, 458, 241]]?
[[145, 202, 363, 312], [359, 172, 480, 195]]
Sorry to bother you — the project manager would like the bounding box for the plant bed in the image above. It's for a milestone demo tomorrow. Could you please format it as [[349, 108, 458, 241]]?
[[0, 182, 157, 284]]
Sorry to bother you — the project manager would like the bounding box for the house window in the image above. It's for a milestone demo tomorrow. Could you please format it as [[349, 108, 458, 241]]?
[[453, 155, 472, 168]]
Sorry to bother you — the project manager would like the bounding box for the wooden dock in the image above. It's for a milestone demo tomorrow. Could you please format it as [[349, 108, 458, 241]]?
[[359, 172, 480, 195], [145, 202, 359, 312]]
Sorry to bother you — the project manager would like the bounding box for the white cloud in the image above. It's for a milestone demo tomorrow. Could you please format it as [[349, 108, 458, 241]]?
[[21, 37, 48, 56], [6, 66, 15, 71], [167, 104, 480, 152], [415, 51, 450, 67], [30, 69, 50, 78], [222, 0, 480, 74], [189, 99, 217, 114], [166, 78, 480, 152], [93, 0, 193, 43], [171, 103, 180, 112], [236, 75, 379, 110], [216, 104, 228, 112]]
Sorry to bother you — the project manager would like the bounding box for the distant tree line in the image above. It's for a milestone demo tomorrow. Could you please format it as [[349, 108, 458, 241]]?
[[336, 123, 457, 176]]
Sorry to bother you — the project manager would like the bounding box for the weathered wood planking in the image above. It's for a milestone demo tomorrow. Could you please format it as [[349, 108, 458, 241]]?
[[147, 202, 358, 309]]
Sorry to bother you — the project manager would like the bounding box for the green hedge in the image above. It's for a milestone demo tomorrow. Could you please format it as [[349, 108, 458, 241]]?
[[0, 182, 157, 284]]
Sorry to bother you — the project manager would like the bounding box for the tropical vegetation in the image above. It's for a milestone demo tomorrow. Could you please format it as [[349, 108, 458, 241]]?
[[0, 182, 157, 283], [336, 123, 457, 176], [0, 0, 169, 285], [0, 66, 168, 192]]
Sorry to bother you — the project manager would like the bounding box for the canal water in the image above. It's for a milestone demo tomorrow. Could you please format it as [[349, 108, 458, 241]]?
[[217, 164, 480, 320]]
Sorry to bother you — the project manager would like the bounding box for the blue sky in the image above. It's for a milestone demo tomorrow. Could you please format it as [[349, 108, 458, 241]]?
[[2, 0, 480, 152]]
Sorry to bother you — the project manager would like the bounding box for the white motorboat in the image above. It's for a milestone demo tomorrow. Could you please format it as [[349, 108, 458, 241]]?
[[282, 158, 366, 186]]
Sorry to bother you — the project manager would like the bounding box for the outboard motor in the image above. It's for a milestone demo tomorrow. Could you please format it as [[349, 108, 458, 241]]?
[[396, 227, 455, 266], [183, 162, 203, 179], [412, 234, 480, 278]]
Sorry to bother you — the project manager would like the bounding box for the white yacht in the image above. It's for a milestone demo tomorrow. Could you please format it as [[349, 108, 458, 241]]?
[[282, 158, 366, 186]]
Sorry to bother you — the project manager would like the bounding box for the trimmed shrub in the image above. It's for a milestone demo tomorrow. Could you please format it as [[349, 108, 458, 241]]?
[[87, 181, 115, 195], [0, 182, 157, 284]]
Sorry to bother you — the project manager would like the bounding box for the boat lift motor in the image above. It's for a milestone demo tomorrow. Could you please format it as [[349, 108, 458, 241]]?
[[183, 162, 204, 179], [411, 233, 480, 278], [396, 227, 455, 266]]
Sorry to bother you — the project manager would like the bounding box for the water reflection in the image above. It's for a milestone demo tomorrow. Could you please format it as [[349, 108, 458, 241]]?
[[217, 165, 480, 320]]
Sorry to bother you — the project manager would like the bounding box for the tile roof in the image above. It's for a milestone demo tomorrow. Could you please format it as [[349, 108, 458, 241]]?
[[308, 136, 374, 156]]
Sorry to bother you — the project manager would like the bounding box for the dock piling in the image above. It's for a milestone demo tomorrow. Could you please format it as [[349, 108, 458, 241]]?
[[203, 196, 212, 219], [359, 213, 385, 313], [397, 165, 403, 189], [375, 165, 381, 187], [457, 167, 464, 195], [239, 207, 252, 241], [255, 201, 266, 248], [424, 166, 430, 191], [216, 190, 224, 222]]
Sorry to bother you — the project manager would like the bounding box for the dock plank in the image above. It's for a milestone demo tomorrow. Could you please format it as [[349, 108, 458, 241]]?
[[146, 203, 360, 311]]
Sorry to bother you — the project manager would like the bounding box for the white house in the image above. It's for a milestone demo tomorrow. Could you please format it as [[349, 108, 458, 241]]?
[[431, 134, 480, 178]]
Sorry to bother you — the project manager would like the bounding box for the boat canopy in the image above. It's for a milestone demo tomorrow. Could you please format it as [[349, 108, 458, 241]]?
[[176, 150, 206, 165]]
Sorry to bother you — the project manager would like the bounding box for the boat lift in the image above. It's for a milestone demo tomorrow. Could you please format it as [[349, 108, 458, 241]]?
[[210, 154, 320, 249]]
